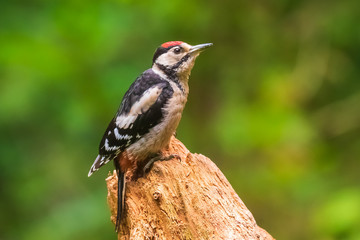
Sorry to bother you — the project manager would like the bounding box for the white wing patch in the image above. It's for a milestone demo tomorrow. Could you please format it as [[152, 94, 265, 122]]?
[[104, 139, 120, 151], [116, 115, 136, 129], [116, 86, 162, 129], [114, 128, 133, 141]]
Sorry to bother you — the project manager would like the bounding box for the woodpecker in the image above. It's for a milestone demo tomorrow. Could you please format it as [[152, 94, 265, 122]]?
[[88, 41, 212, 231]]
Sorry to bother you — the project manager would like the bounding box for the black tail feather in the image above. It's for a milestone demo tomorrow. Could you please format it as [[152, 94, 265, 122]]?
[[113, 159, 125, 232], [115, 171, 125, 232]]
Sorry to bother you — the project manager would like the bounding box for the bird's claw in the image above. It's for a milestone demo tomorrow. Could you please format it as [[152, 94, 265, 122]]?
[[143, 154, 181, 173]]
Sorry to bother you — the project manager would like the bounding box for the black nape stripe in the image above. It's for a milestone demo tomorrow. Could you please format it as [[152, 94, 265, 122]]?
[[156, 63, 177, 79], [152, 47, 168, 63], [155, 63, 185, 93]]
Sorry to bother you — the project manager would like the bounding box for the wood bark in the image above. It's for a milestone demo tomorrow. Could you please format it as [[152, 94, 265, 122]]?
[[106, 137, 274, 240]]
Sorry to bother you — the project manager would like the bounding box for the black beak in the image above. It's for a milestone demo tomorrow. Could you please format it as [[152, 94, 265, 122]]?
[[189, 43, 213, 54]]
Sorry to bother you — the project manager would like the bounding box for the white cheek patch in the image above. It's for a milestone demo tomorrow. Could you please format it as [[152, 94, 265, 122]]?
[[116, 86, 162, 129], [156, 53, 180, 66]]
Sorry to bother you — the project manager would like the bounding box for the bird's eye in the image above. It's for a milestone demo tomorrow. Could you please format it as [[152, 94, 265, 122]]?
[[173, 47, 181, 54]]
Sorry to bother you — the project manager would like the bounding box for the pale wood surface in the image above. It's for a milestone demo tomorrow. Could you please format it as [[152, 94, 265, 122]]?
[[106, 137, 274, 240]]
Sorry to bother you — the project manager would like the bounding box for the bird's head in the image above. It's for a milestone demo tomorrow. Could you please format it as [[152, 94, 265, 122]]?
[[152, 41, 213, 80]]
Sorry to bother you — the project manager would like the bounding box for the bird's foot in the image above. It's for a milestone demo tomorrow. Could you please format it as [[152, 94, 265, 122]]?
[[143, 154, 181, 173]]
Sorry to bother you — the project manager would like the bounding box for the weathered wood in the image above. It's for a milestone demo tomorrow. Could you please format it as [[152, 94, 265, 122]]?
[[106, 137, 274, 240]]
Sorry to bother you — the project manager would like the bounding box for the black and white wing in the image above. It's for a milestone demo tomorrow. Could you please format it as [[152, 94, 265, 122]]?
[[88, 70, 173, 176]]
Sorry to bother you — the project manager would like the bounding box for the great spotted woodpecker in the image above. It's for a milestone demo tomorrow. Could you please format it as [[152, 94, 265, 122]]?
[[88, 41, 212, 231]]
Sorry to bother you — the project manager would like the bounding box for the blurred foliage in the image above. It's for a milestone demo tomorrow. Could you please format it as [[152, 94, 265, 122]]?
[[1, 0, 359, 239]]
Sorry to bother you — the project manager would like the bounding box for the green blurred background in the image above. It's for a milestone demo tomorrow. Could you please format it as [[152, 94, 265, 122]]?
[[1, 0, 360, 239]]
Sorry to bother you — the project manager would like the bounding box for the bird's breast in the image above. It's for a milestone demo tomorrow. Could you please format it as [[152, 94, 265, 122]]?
[[126, 81, 188, 161]]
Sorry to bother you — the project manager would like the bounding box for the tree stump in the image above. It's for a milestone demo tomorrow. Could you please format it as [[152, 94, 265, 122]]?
[[106, 137, 274, 240]]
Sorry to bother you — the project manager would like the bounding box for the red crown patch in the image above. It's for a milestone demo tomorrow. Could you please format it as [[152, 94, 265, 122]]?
[[161, 41, 183, 48]]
